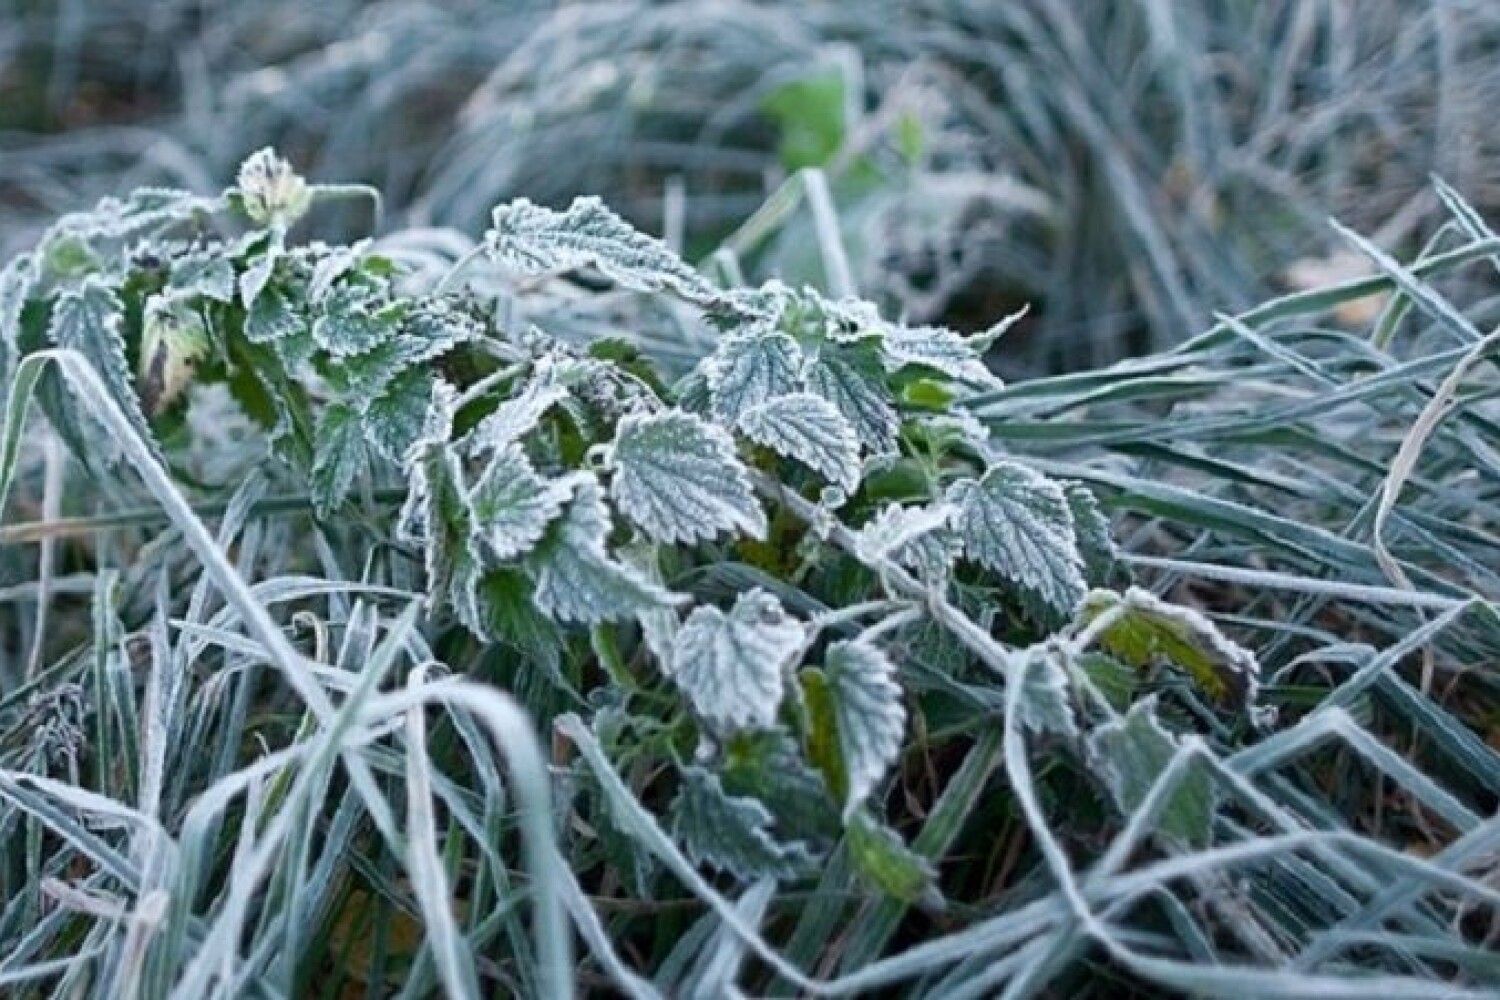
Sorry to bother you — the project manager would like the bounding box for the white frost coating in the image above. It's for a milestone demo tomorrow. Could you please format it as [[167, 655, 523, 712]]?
[[668, 589, 805, 731], [609, 409, 766, 544]]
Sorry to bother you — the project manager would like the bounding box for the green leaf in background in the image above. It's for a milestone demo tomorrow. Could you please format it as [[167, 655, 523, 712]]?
[[761, 70, 846, 170]]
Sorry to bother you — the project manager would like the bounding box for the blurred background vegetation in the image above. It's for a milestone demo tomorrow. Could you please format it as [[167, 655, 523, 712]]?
[[7, 0, 1500, 371]]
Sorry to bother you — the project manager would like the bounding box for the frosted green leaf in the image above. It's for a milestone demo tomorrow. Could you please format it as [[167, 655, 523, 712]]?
[[1078, 588, 1259, 707], [169, 250, 235, 303], [363, 368, 433, 462], [804, 350, 899, 454], [527, 476, 685, 624], [670, 765, 816, 880], [1065, 482, 1121, 588], [608, 409, 765, 545], [847, 811, 937, 905], [48, 277, 151, 441], [312, 287, 400, 356], [325, 299, 481, 402], [947, 461, 1086, 627], [235, 148, 311, 227], [468, 377, 570, 452], [705, 331, 802, 417], [486, 196, 721, 305], [1088, 698, 1216, 849], [737, 392, 860, 492], [823, 638, 905, 817], [306, 240, 370, 304], [399, 439, 482, 620], [243, 283, 303, 344], [881, 323, 1000, 387], [0, 255, 33, 381], [310, 403, 367, 517], [668, 589, 804, 731], [853, 502, 956, 582], [469, 443, 574, 560], [1014, 648, 1077, 739]]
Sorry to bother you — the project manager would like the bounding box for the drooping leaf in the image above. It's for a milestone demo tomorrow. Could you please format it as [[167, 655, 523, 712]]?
[[804, 350, 899, 454], [947, 461, 1086, 628], [705, 331, 803, 417], [468, 567, 565, 681], [846, 811, 937, 905], [820, 638, 906, 817], [526, 476, 685, 624], [737, 391, 861, 492], [467, 375, 570, 453], [1066, 483, 1122, 588], [668, 589, 805, 731], [137, 294, 210, 416], [1088, 698, 1216, 849], [670, 765, 816, 881], [880, 323, 1000, 387], [400, 440, 481, 620], [608, 409, 765, 545], [1077, 588, 1259, 707], [486, 196, 721, 306], [468, 443, 573, 560], [309, 403, 367, 517]]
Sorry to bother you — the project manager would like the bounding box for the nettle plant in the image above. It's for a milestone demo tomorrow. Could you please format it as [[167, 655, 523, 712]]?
[[1, 152, 1258, 911]]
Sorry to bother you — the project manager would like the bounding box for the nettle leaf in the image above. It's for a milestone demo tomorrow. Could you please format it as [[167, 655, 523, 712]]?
[[468, 567, 565, 680], [1014, 648, 1078, 740], [722, 728, 840, 842], [668, 589, 805, 731], [468, 376, 570, 452], [804, 350, 899, 454], [486, 196, 721, 306], [328, 300, 482, 403], [312, 287, 401, 356], [363, 367, 433, 462], [608, 409, 765, 545], [243, 283, 304, 345], [705, 331, 803, 417], [846, 811, 937, 905], [1078, 588, 1259, 707], [880, 323, 999, 387], [854, 502, 956, 582], [169, 250, 236, 303], [671, 765, 815, 881], [48, 277, 151, 441], [310, 403, 368, 517], [527, 476, 684, 624], [1066, 483, 1121, 587], [947, 461, 1086, 628], [815, 638, 906, 818], [737, 392, 861, 493], [468, 443, 573, 560], [1088, 698, 1216, 849], [401, 440, 482, 620]]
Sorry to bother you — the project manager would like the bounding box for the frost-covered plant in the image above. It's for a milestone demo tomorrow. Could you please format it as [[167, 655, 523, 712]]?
[[3, 153, 1492, 998], [0, 152, 1260, 917]]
